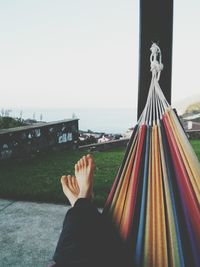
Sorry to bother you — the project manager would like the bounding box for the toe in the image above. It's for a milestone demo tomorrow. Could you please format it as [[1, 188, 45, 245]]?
[[72, 176, 79, 193], [61, 175, 67, 184], [80, 158, 84, 168], [87, 154, 94, 169], [67, 175, 72, 190], [78, 160, 82, 170], [75, 164, 79, 173], [86, 154, 93, 162], [83, 156, 87, 167], [71, 176, 76, 190]]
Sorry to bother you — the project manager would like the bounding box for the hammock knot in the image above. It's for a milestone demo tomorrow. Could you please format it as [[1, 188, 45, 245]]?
[[150, 43, 163, 81]]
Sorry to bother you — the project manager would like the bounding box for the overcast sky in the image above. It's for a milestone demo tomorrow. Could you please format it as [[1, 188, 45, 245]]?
[[0, 0, 199, 110]]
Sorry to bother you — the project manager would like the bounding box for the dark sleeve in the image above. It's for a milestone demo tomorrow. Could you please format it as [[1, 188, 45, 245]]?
[[53, 198, 102, 267], [53, 198, 133, 267], [100, 213, 133, 267]]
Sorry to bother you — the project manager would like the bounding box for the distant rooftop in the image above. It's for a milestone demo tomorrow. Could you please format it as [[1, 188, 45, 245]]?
[[0, 119, 79, 135], [181, 113, 200, 121]]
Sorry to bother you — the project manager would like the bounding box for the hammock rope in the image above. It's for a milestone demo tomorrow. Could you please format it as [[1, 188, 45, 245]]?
[[104, 43, 200, 267]]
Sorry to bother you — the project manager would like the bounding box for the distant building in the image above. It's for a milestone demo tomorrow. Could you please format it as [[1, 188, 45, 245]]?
[[24, 118, 38, 125], [78, 130, 104, 146], [98, 135, 110, 143], [79, 130, 104, 139], [123, 127, 134, 139], [180, 119, 200, 139], [182, 121, 200, 131], [181, 112, 200, 122], [0, 119, 79, 160]]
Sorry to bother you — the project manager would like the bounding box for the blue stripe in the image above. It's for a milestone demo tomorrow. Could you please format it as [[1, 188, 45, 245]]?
[[135, 125, 150, 266]]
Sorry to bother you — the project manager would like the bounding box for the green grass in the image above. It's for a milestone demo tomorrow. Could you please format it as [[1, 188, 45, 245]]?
[[0, 140, 199, 207], [0, 148, 125, 206], [190, 139, 200, 159]]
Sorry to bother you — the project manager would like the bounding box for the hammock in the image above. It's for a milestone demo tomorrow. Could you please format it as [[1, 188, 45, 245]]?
[[104, 44, 200, 267]]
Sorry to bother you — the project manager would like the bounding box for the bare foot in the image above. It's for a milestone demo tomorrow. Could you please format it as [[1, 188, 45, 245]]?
[[61, 175, 80, 206], [75, 154, 95, 199]]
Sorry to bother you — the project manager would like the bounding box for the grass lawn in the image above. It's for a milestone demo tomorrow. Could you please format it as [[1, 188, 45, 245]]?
[[0, 140, 199, 207], [190, 139, 200, 159], [0, 148, 126, 207]]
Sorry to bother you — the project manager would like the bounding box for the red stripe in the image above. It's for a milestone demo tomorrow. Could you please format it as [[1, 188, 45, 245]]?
[[163, 115, 200, 241], [123, 124, 146, 238]]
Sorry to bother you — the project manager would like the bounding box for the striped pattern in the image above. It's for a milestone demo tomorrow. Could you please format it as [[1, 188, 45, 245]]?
[[103, 71, 200, 267]]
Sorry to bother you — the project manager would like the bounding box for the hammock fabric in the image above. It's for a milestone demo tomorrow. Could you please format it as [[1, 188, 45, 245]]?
[[104, 44, 200, 267]]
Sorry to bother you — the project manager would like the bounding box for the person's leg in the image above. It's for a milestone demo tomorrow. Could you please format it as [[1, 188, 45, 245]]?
[[53, 155, 104, 267], [52, 154, 132, 267], [53, 198, 102, 267]]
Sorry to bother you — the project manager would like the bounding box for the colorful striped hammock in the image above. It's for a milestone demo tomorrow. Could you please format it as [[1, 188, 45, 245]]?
[[104, 44, 200, 267]]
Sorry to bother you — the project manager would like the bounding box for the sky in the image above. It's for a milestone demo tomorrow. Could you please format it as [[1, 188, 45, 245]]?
[[0, 0, 199, 110]]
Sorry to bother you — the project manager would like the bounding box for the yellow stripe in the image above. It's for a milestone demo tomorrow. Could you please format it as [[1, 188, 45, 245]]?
[[112, 135, 138, 226], [167, 110, 200, 204], [158, 126, 181, 267], [155, 125, 168, 267], [110, 130, 139, 216]]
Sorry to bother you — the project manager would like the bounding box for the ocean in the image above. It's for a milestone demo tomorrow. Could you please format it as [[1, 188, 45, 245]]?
[[10, 107, 137, 134]]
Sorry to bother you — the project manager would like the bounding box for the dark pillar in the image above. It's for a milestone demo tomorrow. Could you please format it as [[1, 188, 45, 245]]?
[[137, 0, 173, 119]]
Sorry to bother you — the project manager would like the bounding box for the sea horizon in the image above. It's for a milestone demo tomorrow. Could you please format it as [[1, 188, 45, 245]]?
[[5, 107, 137, 134]]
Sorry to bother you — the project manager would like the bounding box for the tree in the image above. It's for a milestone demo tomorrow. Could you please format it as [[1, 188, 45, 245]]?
[[1, 108, 5, 117], [5, 109, 12, 117], [20, 110, 23, 119], [0, 116, 26, 129]]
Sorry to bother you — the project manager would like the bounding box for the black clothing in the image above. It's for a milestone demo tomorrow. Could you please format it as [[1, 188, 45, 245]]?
[[53, 198, 132, 267]]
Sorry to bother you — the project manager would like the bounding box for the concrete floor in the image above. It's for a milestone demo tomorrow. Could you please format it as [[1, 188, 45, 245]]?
[[0, 199, 70, 267]]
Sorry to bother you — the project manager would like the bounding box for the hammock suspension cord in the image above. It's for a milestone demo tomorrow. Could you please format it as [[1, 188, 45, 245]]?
[[104, 43, 200, 267]]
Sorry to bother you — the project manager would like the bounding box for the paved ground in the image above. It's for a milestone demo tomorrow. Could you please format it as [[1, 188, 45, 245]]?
[[0, 199, 70, 267]]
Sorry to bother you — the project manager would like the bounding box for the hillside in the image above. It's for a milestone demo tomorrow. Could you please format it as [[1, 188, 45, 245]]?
[[185, 102, 200, 113]]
